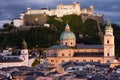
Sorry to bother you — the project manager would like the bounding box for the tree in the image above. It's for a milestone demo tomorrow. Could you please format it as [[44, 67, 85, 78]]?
[[3, 23, 9, 29], [32, 59, 40, 67]]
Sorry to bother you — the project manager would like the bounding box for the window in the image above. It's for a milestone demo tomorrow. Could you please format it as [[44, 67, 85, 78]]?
[[98, 60, 101, 63], [65, 42, 67, 45], [107, 53, 109, 56], [83, 60, 86, 62], [107, 40, 109, 44], [62, 60, 64, 62], [62, 53, 64, 56], [76, 60, 79, 62], [69, 54, 71, 56], [51, 60, 54, 62], [107, 60, 110, 63], [90, 60, 93, 62]]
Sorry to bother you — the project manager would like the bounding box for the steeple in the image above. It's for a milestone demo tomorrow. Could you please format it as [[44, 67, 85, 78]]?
[[104, 20, 115, 63], [22, 39, 27, 49], [105, 20, 113, 35], [65, 23, 70, 32], [106, 20, 113, 30]]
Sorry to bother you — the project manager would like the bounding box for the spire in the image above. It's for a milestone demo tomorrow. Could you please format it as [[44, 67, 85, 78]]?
[[108, 19, 111, 26], [65, 23, 70, 32], [22, 39, 27, 49], [105, 19, 113, 31]]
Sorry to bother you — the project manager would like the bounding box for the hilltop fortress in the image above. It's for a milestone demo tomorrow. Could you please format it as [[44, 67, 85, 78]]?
[[13, 2, 103, 27]]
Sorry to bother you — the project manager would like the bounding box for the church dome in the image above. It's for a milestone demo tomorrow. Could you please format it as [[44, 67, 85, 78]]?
[[60, 24, 76, 40]]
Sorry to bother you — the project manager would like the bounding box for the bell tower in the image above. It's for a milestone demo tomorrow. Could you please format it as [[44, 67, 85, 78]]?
[[20, 39, 29, 66], [104, 20, 115, 63]]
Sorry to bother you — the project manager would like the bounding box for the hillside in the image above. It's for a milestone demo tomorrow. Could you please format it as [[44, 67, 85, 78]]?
[[0, 14, 120, 57]]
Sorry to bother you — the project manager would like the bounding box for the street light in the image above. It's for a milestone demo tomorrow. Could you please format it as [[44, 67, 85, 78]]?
[[35, 18, 38, 26]]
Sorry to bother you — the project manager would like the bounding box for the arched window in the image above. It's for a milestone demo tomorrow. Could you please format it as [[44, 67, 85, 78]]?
[[65, 42, 67, 45], [107, 53, 109, 56], [62, 53, 64, 56], [107, 40, 109, 44]]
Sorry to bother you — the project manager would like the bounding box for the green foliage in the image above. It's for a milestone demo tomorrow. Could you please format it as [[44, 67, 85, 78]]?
[[0, 15, 120, 57], [3, 23, 9, 29], [3, 23, 15, 31], [32, 59, 40, 67]]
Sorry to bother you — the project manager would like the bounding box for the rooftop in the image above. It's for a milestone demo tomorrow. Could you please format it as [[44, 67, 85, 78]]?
[[76, 44, 103, 49], [48, 45, 70, 50]]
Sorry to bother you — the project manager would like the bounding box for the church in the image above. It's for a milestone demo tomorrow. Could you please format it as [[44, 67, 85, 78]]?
[[46, 21, 115, 66], [0, 40, 35, 68]]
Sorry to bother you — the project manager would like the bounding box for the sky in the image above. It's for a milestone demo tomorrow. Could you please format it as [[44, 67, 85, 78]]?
[[0, 0, 120, 28]]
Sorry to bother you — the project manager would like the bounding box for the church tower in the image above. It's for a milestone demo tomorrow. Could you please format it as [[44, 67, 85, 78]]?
[[104, 20, 115, 63], [20, 39, 29, 66]]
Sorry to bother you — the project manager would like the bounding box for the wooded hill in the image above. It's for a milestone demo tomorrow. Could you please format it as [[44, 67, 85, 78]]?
[[1, 14, 120, 57]]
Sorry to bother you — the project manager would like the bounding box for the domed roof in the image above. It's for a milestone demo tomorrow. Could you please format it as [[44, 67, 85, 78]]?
[[105, 20, 113, 31], [60, 24, 76, 40]]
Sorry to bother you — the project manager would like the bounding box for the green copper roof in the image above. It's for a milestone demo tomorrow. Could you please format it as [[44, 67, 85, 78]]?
[[60, 24, 76, 40], [48, 45, 69, 50], [60, 31, 76, 40]]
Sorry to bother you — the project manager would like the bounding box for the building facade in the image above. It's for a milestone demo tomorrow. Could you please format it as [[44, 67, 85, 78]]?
[[0, 40, 35, 68], [46, 21, 115, 66]]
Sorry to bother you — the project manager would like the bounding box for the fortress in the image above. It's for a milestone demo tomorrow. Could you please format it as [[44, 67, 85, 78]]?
[[13, 2, 103, 27]]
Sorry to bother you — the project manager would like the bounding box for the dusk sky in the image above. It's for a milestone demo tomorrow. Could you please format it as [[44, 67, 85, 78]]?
[[0, 0, 120, 27]]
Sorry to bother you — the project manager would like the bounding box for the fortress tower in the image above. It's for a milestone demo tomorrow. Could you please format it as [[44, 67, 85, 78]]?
[[104, 20, 115, 63]]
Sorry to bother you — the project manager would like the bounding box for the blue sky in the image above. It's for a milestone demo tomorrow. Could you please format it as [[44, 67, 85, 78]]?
[[0, 0, 120, 27]]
